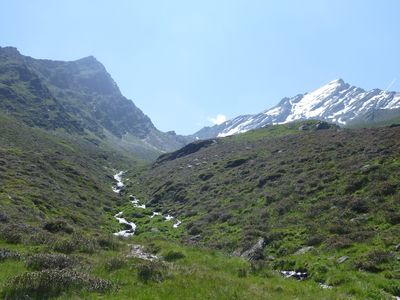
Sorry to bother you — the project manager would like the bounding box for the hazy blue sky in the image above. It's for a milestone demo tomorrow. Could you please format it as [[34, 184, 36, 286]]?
[[1, 0, 399, 134]]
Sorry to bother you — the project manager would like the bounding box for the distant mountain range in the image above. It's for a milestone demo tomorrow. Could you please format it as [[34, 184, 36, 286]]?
[[193, 79, 400, 139], [0, 46, 190, 159], [2, 46, 400, 155]]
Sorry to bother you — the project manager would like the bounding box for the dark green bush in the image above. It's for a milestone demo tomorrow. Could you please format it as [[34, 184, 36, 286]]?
[[145, 242, 161, 255], [26, 231, 56, 246], [382, 281, 400, 297], [349, 198, 369, 213], [52, 239, 76, 254], [372, 181, 397, 197], [355, 250, 394, 272], [163, 250, 185, 261], [137, 262, 166, 283], [0, 212, 9, 223], [328, 222, 351, 235], [272, 259, 296, 270], [306, 234, 325, 246], [0, 227, 22, 244], [72, 235, 97, 254], [325, 236, 353, 249], [51, 235, 98, 254], [96, 235, 120, 251], [385, 210, 400, 225], [43, 220, 74, 234], [344, 177, 367, 193], [2, 269, 114, 299], [25, 253, 74, 270]]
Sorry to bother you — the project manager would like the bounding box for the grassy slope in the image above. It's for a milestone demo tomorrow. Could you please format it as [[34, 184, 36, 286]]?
[[0, 111, 139, 232], [123, 121, 400, 297], [0, 237, 352, 300]]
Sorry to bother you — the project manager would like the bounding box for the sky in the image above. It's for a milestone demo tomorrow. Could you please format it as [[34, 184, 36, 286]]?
[[1, 0, 399, 134]]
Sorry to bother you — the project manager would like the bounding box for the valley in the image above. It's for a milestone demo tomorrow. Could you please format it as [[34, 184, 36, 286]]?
[[0, 47, 399, 299]]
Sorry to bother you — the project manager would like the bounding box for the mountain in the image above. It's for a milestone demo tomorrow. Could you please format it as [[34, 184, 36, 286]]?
[[0, 46, 190, 159], [194, 79, 400, 139]]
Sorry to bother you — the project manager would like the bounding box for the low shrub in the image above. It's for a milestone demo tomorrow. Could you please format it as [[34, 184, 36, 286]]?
[[2, 269, 115, 299], [137, 262, 166, 283], [44, 220, 74, 234], [272, 259, 296, 270], [355, 250, 394, 272], [349, 198, 369, 213], [386, 210, 400, 225], [25, 253, 74, 270], [237, 268, 247, 278], [52, 239, 76, 254], [96, 235, 120, 251], [0, 248, 21, 261], [382, 281, 400, 297], [163, 250, 185, 261], [72, 235, 97, 254], [105, 258, 125, 272], [325, 236, 353, 249], [306, 234, 325, 246], [0, 227, 22, 244], [51, 235, 98, 254], [0, 212, 9, 223], [26, 231, 56, 246], [145, 242, 161, 255]]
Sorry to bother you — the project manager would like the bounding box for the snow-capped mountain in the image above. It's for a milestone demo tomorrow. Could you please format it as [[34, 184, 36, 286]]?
[[194, 79, 400, 139]]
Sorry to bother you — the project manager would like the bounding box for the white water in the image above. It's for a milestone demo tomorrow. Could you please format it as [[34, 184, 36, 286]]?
[[165, 214, 174, 221], [173, 219, 182, 228], [151, 212, 161, 218], [163, 214, 182, 228], [112, 171, 182, 237], [130, 195, 146, 209], [113, 211, 136, 237], [112, 171, 125, 193], [112, 171, 137, 236], [280, 270, 307, 280]]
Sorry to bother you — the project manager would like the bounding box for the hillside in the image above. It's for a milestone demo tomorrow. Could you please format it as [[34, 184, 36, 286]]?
[[122, 121, 400, 298], [0, 111, 140, 232]]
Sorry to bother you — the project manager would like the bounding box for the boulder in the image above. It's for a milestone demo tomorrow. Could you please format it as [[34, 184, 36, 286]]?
[[127, 244, 158, 261], [240, 238, 266, 261], [337, 256, 349, 264], [295, 246, 314, 255]]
